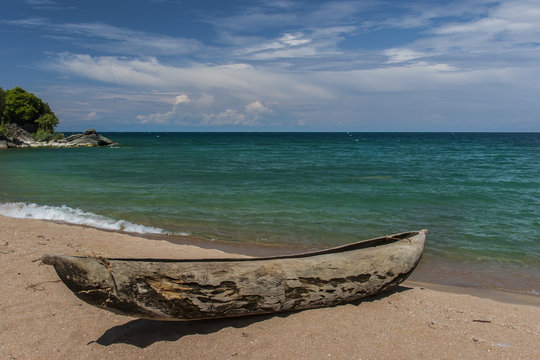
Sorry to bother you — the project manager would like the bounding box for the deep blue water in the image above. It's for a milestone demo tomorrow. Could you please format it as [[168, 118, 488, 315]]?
[[1, 132, 539, 292]]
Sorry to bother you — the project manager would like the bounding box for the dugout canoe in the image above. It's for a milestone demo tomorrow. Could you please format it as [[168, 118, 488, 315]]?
[[41, 229, 426, 321]]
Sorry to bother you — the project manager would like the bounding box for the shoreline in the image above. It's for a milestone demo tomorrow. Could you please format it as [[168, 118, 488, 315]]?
[[2, 213, 539, 299], [114, 223, 540, 299], [406, 281, 540, 308], [152, 232, 540, 299], [1, 214, 539, 359]]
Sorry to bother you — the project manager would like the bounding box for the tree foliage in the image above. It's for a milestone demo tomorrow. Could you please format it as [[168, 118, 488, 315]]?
[[2, 87, 59, 134], [35, 113, 59, 132], [0, 87, 5, 123]]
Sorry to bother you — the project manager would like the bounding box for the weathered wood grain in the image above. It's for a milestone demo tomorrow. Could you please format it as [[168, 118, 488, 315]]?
[[42, 230, 426, 321]]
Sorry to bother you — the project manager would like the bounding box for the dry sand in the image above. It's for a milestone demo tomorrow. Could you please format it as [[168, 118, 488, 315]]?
[[1, 215, 538, 359]]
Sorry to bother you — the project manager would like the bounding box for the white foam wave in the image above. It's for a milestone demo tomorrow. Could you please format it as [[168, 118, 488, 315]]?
[[0, 202, 171, 235]]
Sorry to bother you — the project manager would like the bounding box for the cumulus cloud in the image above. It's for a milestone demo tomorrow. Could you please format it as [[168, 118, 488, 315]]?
[[56, 50, 480, 98], [137, 94, 193, 124], [138, 95, 272, 127], [20, 0, 540, 130], [200, 100, 272, 126], [53, 50, 530, 124], [85, 111, 97, 120], [201, 109, 249, 126], [174, 94, 190, 105], [246, 100, 271, 114]]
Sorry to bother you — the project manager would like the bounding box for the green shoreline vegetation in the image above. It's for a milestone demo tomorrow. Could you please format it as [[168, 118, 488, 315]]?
[[0, 86, 63, 142]]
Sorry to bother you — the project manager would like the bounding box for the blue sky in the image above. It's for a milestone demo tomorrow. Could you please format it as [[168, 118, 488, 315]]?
[[1, 0, 539, 131]]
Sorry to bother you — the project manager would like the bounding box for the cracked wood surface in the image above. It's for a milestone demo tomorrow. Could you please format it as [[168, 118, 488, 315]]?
[[42, 230, 426, 320]]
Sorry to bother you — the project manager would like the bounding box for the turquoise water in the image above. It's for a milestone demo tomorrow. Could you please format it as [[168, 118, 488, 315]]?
[[1, 133, 539, 292]]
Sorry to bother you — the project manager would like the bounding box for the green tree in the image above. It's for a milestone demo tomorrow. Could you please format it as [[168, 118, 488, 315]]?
[[0, 87, 5, 123], [2, 87, 57, 132], [35, 113, 59, 132]]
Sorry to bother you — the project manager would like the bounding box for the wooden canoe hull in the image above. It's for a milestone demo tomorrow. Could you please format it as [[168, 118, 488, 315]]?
[[42, 230, 426, 321]]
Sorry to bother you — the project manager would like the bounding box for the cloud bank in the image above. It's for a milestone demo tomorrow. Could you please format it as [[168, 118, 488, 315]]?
[[4, 0, 539, 131]]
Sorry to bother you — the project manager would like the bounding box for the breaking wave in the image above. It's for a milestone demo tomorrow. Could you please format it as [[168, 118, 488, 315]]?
[[0, 202, 172, 235]]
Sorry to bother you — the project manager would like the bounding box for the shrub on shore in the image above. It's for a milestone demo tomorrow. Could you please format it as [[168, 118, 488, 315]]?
[[32, 128, 65, 142]]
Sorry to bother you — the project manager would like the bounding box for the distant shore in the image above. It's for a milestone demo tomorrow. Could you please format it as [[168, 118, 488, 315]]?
[[1, 214, 538, 359]]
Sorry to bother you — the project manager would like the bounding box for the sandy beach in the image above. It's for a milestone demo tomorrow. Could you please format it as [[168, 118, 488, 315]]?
[[1, 215, 538, 359]]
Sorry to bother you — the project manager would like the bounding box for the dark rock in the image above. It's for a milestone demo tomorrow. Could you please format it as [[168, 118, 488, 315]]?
[[4, 123, 35, 144], [0, 124, 116, 148], [1, 123, 38, 147], [65, 129, 116, 147]]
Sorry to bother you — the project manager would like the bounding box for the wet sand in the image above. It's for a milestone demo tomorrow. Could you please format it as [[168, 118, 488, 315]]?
[[1, 215, 538, 359]]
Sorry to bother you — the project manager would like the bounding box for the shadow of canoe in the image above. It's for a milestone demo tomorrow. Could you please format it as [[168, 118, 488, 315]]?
[[91, 285, 412, 348]]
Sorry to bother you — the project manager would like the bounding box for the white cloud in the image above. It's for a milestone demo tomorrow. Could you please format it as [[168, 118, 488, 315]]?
[[137, 93, 192, 124], [59, 22, 203, 55], [384, 48, 426, 64], [246, 101, 271, 114], [26, 1, 540, 131], [238, 32, 311, 55], [53, 53, 332, 101], [137, 94, 273, 127], [174, 94, 190, 105], [86, 111, 97, 120], [424, 0, 540, 58], [54, 51, 533, 113], [434, 0, 540, 36], [236, 26, 354, 60], [247, 46, 320, 60], [200, 102, 271, 126], [25, 0, 56, 4], [3, 18, 49, 27], [137, 111, 172, 124], [5, 19, 202, 55], [280, 33, 311, 47], [358, 0, 540, 80], [201, 109, 249, 126], [380, 2, 489, 29], [54, 54, 164, 87], [195, 93, 215, 107], [24, 0, 62, 9], [244, 101, 273, 122]]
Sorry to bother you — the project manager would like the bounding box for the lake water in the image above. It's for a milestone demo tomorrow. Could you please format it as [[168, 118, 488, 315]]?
[[1, 132, 538, 294]]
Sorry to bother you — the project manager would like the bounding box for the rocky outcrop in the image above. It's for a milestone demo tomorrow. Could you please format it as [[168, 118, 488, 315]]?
[[0, 125, 117, 149], [1, 123, 36, 147], [63, 129, 116, 147]]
